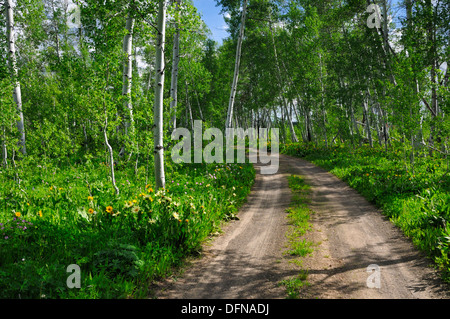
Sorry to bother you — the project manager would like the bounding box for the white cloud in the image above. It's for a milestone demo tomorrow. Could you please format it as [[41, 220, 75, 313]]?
[[216, 25, 229, 31]]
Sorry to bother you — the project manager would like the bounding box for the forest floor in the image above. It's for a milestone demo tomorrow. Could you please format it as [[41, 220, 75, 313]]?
[[153, 154, 449, 299]]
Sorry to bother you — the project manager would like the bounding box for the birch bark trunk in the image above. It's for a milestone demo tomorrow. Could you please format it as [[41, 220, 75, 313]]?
[[169, 0, 181, 131], [185, 80, 194, 131], [268, 13, 298, 143], [153, 0, 167, 190], [104, 115, 119, 195], [318, 52, 328, 147], [362, 94, 373, 147], [225, 0, 248, 133], [2, 127, 7, 166], [122, 13, 135, 136], [6, 0, 26, 156]]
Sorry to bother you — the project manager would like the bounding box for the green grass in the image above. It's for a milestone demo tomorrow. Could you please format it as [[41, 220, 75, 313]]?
[[279, 175, 315, 298], [285, 175, 314, 257], [282, 142, 450, 282], [0, 156, 255, 299], [278, 271, 309, 299]]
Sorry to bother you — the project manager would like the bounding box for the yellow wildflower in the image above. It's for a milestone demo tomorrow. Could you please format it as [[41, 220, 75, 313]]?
[[38, 210, 43, 217], [15, 212, 21, 217], [106, 206, 113, 213], [88, 208, 94, 214], [125, 201, 133, 208], [88, 196, 94, 201], [143, 194, 153, 202]]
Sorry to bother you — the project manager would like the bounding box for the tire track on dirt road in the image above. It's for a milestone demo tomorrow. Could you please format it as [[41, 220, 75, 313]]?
[[154, 154, 449, 299]]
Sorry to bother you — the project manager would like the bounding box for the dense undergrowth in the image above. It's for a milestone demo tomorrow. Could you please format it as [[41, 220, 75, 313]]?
[[0, 155, 255, 298], [281, 142, 450, 282]]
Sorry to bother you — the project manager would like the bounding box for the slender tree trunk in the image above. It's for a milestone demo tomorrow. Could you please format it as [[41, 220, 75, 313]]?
[[381, 0, 390, 56], [122, 13, 135, 136], [153, 0, 167, 190], [362, 94, 373, 147], [50, 0, 61, 63], [285, 101, 298, 142], [305, 107, 312, 143], [225, 0, 248, 132], [426, 0, 438, 153], [2, 127, 7, 167], [185, 80, 194, 131], [104, 115, 119, 195], [371, 103, 382, 147], [318, 52, 328, 147], [268, 12, 298, 143], [169, 0, 181, 131], [6, 0, 26, 156], [350, 103, 361, 147], [190, 74, 204, 121]]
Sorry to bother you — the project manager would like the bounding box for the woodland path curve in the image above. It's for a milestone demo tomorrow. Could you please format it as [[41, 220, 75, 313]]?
[[154, 154, 449, 299]]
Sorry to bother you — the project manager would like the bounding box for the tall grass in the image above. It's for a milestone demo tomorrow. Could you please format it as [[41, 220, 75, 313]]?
[[282, 143, 450, 281], [0, 157, 255, 299]]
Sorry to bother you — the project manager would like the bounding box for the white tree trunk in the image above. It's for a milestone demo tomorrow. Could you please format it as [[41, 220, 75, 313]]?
[[169, 0, 181, 131], [318, 52, 328, 147], [362, 95, 373, 148], [104, 115, 119, 195], [122, 13, 135, 136], [2, 127, 7, 167], [225, 0, 248, 132], [6, 0, 26, 155], [153, 0, 167, 190], [268, 12, 298, 143]]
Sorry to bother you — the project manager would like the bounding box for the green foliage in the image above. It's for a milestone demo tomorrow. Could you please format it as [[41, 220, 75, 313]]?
[[92, 243, 144, 279], [0, 157, 255, 298], [278, 271, 309, 299], [285, 175, 314, 257], [283, 142, 450, 281], [279, 174, 314, 299]]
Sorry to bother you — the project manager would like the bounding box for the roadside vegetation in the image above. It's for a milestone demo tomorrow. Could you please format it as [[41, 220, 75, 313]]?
[[0, 158, 254, 299], [279, 174, 315, 299], [282, 143, 450, 282]]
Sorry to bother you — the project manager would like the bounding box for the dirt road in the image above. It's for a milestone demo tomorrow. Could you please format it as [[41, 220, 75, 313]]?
[[155, 154, 449, 299]]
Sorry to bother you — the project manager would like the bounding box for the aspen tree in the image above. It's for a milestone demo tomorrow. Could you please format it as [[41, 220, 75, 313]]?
[[5, 0, 26, 155], [169, 0, 181, 131], [122, 13, 135, 137], [153, 0, 167, 190], [225, 0, 248, 133]]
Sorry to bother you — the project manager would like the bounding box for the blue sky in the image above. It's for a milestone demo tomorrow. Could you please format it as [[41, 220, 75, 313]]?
[[192, 0, 230, 44]]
